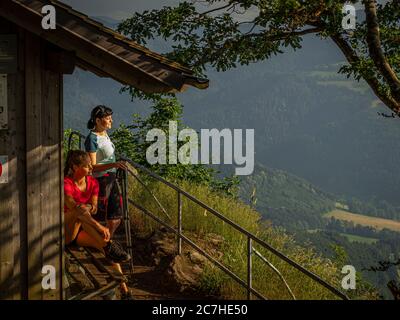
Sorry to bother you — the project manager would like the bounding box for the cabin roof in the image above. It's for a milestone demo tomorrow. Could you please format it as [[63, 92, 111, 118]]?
[[0, 0, 209, 93]]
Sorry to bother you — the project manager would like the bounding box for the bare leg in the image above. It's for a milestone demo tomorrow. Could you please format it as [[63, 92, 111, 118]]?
[[112, 262, 128, 294], [64, 209, 82, 245], [107, 219, 121, 238], [79, 220, 108, 249], [63, 209, 109, 250], [75, 230, 104, 250]]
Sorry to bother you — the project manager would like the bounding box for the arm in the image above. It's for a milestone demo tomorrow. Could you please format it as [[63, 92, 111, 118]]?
[[65, 194, 105, 233], [88, 152, 128, 172], [89, 177, 99, 215], [89, 195, 98, 215]]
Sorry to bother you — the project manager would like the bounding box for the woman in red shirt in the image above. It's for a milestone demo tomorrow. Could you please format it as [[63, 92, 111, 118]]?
[[64, 150, 130, 263], [64, 150, 133, 299]]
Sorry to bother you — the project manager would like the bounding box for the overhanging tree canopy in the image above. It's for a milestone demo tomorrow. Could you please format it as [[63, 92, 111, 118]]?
[[118, 0, 400, 114]]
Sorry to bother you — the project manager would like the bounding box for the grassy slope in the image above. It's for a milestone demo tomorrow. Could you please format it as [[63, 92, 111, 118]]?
[[127, 175, 377, 300]]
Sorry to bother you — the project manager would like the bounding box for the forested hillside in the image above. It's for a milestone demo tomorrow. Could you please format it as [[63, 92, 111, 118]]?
[[239, 163, 335, 230]]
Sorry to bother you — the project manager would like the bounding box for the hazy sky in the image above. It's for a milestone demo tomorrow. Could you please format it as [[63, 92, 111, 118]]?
[[62, 0, 255, 20], [63, 0, 257, 21], [61, 0, 390, 22], [62, 0, 180, 20]]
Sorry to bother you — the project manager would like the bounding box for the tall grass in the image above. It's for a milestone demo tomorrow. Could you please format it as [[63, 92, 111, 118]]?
[[127, 175, 372, 300]]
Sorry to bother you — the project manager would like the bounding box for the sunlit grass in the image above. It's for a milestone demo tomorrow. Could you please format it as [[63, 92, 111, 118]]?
[[127, 175, 375, 300]]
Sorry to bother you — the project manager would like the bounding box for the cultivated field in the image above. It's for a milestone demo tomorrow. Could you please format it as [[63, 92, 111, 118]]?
[[325, 210, 400, 232]]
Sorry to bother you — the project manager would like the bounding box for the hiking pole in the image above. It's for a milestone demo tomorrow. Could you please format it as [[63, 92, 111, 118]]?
[[119, 168, 135, 279]]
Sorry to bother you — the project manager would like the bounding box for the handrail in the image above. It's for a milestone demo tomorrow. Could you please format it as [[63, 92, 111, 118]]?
[[127, 168, 172, 221], [129, 198, 267, 300], [120, 156, 349, 300], [253, 248, 296, 300], [66, 131, 349, 300]]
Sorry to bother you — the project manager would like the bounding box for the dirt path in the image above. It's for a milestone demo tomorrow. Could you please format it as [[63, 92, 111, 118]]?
[[127, 264, 200, 300], [118, 234, 208, 300]]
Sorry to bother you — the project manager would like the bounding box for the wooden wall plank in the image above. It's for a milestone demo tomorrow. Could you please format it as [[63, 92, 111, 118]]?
[[11, 26, 27, 300], [16, 26, 28, 301], [25, 33, 43, 300], [0, 17, 17, 300], [41, 64, 62, 300], [25, 34, 64, 300], [0, 18, 25, 300], [59, 74, 65, 300]]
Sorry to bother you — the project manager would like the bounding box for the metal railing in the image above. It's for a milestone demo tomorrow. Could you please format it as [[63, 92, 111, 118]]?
[[122, 157, 349, 300], [67, 131, 350, 300]]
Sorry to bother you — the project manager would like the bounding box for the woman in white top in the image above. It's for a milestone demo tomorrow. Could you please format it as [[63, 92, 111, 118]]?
[[85, 105, 127, 238]]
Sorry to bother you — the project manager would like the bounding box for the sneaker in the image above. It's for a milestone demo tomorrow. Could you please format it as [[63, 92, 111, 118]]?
[[104, 241, 131, 263], [121, 290, 134, 300]]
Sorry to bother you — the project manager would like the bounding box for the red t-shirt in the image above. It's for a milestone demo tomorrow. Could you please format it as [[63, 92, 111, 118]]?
[[64, 176, 99, 212]]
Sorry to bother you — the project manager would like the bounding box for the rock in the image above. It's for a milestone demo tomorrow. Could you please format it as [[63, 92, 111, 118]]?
[[145, 228, 224, 295], [189, 251, 207, 265], [169, 255, 204, 292]]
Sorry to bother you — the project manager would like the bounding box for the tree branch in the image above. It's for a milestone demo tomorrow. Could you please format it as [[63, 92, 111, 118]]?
[[200, 2, 236, 16], [364, 0, 400, 102], [331, 33, 400, 114], [244, 22, 257, 35], [192, 26, 322, 71], [248, 27, 322, 39]]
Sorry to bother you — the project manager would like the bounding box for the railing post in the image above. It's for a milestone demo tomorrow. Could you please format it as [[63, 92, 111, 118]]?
[[121, 168, 134, 276], [247, 237, 252, 300], [177, 191, 182, 255]]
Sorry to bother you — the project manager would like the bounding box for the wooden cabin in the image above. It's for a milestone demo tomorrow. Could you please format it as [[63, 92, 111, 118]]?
[[0, 0, 208, 300]]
